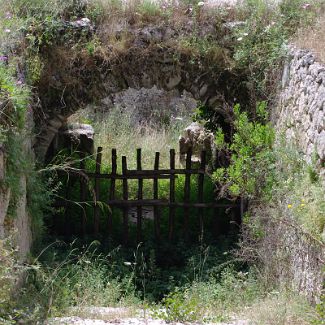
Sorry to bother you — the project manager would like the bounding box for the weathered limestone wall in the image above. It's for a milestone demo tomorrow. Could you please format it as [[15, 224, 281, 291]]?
[[276, 47, 325, 171], [269, 47, 325, 301], [0, 178, 32, 261], [13, 175, 32, 259], [0, 136, 33, 260]]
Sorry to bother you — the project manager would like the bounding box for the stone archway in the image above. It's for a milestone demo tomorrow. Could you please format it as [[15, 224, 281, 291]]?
[[33, 24, 249, 160]]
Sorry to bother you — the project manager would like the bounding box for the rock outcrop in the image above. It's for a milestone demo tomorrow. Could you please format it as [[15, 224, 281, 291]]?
[[59, 123, 95, 155], [98, 86, 197, 127]]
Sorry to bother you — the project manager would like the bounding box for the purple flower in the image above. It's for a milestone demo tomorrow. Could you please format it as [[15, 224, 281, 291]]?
[[0, 56, 8, 62]]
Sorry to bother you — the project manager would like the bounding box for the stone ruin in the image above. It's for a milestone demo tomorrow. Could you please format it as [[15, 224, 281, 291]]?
[[179, 122, 215, 166]]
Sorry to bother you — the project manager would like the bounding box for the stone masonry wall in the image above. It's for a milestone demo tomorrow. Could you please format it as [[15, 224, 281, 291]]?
[[270, 47, 325, 301], [276, 47, 325, 173]]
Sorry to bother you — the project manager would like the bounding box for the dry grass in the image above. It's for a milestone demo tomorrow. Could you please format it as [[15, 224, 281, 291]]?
[[240, 291, 316, 325], [294, 11, 325, 63]]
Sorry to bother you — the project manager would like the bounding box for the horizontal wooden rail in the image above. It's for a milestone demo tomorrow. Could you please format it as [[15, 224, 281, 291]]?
[[54, 199, 238, 208], [85, 172, 176, 180], [58, 170, 204, 178], [126, 169, 205, 175], [109, 200, 238, 208]]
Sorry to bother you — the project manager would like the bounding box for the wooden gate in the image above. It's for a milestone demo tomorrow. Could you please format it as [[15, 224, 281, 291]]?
[[55, 147, 241, 244]]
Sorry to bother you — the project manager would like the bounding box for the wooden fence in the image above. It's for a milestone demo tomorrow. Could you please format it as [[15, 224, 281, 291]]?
[[56, 147, 242, 244]]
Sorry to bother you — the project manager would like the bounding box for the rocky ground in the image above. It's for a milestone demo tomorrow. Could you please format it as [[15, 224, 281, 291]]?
[[47, 307, 248, 325]]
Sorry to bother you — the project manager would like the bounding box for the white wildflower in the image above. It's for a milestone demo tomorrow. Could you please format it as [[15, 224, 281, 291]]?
[[81, 18, 91, 24]]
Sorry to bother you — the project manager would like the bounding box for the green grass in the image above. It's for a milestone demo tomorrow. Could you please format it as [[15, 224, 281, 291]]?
[[1, 240, 317, 324]]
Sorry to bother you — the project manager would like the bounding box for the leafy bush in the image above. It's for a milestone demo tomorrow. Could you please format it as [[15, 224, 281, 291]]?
[[213, 102, 275, 198], [154, 288, 204, 322], [0, 64, 30, 130]]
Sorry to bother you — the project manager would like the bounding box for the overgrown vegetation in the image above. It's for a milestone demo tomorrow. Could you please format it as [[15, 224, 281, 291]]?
[[232, 0, 323, 102], [0, 239, 318, 324], [52, 102, 213, 242], [295, 9, 325, 62], [1, 0, 325, 324]]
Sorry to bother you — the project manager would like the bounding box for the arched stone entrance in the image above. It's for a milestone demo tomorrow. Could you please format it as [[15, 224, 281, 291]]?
[[32, 24, 249, 160]]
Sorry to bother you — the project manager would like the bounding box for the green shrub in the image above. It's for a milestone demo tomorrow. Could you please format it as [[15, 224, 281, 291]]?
[[0, 64, 30, 130], [213, 102, 275, 198]]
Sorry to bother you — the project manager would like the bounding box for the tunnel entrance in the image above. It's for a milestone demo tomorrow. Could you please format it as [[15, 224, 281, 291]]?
[[33, 17, 249, 270]]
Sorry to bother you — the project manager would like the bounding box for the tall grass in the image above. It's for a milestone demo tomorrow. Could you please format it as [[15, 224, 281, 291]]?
[[1, 238, 318, 324], [69, 104, 191, 169], [2, 241, 141, 323]]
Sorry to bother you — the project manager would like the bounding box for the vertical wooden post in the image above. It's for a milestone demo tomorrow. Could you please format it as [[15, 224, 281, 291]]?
[[64, 178, 71, 236], [237, 196, 246, 228], [136, 149, 143, 243], [169, 149, 176, 242], [184, 148, 192, 239], [122, 156, 129, 245], [79, 152, 87, 237], [94, 147, 102, 235], [153, 152, 160, 241], [240, 197, 245, 223], [108, 149, 117, 236], [198, 150, 206, 241]]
